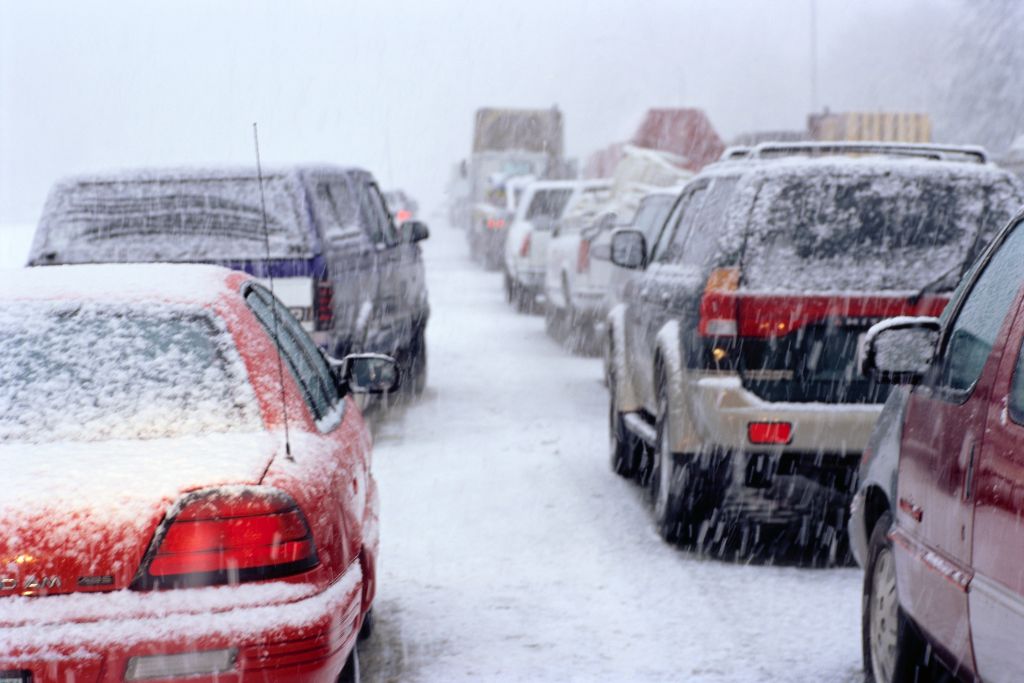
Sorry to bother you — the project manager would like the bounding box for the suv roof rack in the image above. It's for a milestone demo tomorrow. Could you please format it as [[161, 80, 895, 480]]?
[[748, 141, 988, 164], [719, 146, 752, 161]]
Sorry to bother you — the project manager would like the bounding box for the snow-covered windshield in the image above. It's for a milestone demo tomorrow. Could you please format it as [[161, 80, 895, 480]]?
[[0, 303, 261, 443], [31, 175, 312, 264], [741, 167, 1022, 292]]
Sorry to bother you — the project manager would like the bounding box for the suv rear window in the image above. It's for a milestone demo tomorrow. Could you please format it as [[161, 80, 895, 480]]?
[[32, 175, 312, 264], [0, 303, 261, 443], [740, 165, 1022, 292]]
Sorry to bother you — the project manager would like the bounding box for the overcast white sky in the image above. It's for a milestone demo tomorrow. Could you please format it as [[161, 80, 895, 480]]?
[[0, 0, 962, 223]]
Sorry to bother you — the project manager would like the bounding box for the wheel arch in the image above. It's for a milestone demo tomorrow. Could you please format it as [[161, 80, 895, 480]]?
[[654, 320, 700, 454], [607, 304, 640, 412], [863, 484, 892, 544]]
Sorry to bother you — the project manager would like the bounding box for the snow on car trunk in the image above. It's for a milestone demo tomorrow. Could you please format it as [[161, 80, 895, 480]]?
[[0, 294, 275, 596], [0, 432, 280, 597]]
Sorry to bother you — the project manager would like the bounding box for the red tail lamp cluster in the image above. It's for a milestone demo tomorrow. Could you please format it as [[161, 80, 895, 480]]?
[[136, 489, 318, 589]]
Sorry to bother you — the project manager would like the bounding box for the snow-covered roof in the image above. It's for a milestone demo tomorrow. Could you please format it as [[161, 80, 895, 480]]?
[[49, 164, 366, 185], [0, 263, 242, 303]]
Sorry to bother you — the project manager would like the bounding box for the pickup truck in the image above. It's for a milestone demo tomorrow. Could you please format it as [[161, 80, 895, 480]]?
[[503, 179, 610, 312], [29, 165, 432, 395], [544, 146, 690, 352]]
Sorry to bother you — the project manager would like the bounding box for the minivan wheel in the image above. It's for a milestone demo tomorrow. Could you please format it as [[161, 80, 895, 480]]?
[[337, 644, 360, 683], [863, 512, 927, 683]]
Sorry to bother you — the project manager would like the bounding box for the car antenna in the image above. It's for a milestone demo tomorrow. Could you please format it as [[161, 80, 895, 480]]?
[[253, 122, 293, 461]]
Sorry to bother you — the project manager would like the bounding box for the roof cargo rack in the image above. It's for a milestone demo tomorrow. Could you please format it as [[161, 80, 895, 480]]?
[[748, 141, 988, 164], [719, 146, 752, 161]]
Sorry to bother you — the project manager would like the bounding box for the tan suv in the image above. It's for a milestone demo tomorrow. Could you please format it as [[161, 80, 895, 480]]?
[[606, 142, 1024, 560]]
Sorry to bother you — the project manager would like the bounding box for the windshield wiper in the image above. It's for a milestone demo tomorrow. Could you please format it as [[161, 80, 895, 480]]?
[[908, 261, 963, 305]]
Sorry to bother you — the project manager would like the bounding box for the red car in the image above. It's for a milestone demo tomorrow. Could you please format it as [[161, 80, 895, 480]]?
[[0, 264, 395, 683], [861, 211, 1024, 682]]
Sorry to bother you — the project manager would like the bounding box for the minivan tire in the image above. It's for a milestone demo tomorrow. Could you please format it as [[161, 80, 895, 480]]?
[[863, 511, 928, 683]]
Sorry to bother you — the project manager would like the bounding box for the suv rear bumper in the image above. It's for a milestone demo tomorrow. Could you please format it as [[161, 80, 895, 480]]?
[[685, 375, 882, 455]]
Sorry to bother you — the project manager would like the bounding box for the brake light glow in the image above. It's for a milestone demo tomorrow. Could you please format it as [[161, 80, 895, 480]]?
[[139, 489, 318, 588], [577, 240, 591, 274], [313, 279, 333, 331], [748, 421, 793, 445], [520, 232, 531, 258], [699, 267, 740, 337], [395, 209, 412, 223], [486, 217, 506, 230]]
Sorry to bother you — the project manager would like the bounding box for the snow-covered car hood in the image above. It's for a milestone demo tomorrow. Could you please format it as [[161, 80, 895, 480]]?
[[0, 431, 280, 597]]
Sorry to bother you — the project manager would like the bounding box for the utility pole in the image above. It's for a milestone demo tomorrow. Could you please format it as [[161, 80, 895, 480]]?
[[810, 0, 819, 114]]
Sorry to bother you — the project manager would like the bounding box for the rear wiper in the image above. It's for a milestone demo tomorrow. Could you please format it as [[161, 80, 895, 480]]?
[[908, 261, 962, 305]]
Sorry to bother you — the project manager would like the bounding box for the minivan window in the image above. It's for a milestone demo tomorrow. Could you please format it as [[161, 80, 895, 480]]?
[[938, 223, 1024, 393]]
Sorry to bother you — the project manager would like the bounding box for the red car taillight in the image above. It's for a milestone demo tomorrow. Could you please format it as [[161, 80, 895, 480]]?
[[519, 232, 532, 258], [486, 217, 506, 230], [577, 239, 591, 274], [395, 209, 412, 223], [313, 279, 334, 331], [137, 489, 318, 589]]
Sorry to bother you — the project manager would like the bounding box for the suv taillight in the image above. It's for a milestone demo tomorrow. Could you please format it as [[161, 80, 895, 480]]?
[[699, 267, 740, 337], [314, 279, 334, 331], [136, 489, 318, 589], [577, 239, 591, 274]]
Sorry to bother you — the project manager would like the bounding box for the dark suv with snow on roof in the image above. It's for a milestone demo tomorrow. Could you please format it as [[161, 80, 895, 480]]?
[[29, 165, 430, 394], [606, 142, 1024, 557]]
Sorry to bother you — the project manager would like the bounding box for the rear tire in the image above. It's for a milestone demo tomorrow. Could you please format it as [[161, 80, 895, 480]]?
[[358, 608, 374, 641], [651, 383, 685, 543], [409, 327, 427, 396], [544, 304, 568, 342], [863, 512, 929, 683], [337, 645, 360, 683], [608, 364, 640, 478]]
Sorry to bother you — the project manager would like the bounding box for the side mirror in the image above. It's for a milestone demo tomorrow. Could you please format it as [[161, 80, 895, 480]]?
[[860, 317, 941, 384], [610, 229, 647, 270], [401, 220, 430, 243], [336, 353, 400, 394]]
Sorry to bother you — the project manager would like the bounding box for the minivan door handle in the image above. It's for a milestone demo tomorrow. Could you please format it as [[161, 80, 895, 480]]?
[[963, 441, 977, 501]]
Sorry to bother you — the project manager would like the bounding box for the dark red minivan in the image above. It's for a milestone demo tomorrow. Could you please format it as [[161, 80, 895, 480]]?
[[860, 211, 1024, 682]]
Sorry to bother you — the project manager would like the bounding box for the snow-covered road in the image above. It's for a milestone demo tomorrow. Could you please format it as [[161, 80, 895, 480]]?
[[361, 224, 864, 682]]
